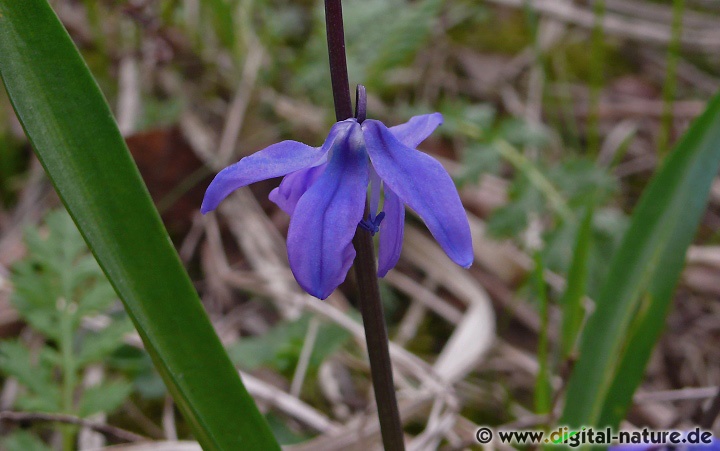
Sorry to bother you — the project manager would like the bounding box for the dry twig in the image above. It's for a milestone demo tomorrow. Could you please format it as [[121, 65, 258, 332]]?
[[0, 411, 147, 443]]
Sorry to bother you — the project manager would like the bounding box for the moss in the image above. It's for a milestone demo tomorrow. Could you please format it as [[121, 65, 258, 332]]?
[[448, 7, 532, 54], [552, 38, 635, 84]]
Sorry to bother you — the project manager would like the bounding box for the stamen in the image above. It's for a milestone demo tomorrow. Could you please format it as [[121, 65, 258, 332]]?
[[359, 211, 385, 236]]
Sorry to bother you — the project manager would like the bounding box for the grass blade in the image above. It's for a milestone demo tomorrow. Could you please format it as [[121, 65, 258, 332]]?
[[561, 91, 720, 428], [559, 206, 593, 360], [658, 0, 686, 156], [533, 252, 551, 415], [0, 2, 279, 449]]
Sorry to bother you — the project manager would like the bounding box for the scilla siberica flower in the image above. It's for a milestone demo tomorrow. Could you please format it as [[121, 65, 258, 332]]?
[[201, 112, 473, 299]]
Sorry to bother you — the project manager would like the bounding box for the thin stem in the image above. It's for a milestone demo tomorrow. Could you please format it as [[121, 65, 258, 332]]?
[[587, 0, 605, 156], [658, 0, 685, 157], [533, 252, 551, 415], [324, 2, 405, 449], [59, 298, 78, 451], [324, 0, 352, 121], [352, 232, 405, 451]]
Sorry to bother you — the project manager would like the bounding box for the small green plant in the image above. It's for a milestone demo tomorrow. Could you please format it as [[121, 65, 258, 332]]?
[[227, 314, 350, 375], [0, 210, 133, 450], [447, 100, 626, 297]]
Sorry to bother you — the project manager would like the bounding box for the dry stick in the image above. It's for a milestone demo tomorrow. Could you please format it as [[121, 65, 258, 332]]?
[[700, 386, 720, 429], [483, 0, 720, 51], [290, 316, 320, 397], [323, 1, 405, 450], [0, 411, 147, 443]]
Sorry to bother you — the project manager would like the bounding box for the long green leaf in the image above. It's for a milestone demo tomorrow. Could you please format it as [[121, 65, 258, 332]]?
[[0, 2, 279, 449], [561, 92, 720, 428]]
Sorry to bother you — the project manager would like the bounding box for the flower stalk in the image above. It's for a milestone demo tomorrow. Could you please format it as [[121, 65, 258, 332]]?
[[204, 3, 471, 447], [324, 1, 405, 449]]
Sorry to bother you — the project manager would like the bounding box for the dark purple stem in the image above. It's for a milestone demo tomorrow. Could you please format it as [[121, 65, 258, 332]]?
[[324, 2, 405, 450], [324, 0, 352, 121]]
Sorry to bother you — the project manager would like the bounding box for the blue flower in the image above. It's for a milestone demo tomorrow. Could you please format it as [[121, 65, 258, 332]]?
[[201, 113, 473, 299]]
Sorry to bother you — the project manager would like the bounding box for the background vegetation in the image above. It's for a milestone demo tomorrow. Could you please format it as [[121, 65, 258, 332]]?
[[1, 0, 720, 449]]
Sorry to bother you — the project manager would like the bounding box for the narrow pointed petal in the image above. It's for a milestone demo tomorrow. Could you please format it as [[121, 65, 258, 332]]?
[[269, 163, 327, 215], [377, 186, 404, 277], [363, 120, 473, 268], [389, 113, 443, 148], [287, 122, 368, 299], [201, 141, 324, 214], [201, 121, 351, 214]]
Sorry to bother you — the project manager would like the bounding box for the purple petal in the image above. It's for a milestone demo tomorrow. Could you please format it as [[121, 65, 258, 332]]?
[[363, 119, 473, 268], [201, 141, 324, 214], [389, 113, 443, 148], [377, 186, 404, 277], [369, 167, 382, 219], [201, 121, 352, 214], [286, 121, 368, 299], [269, 163, 327, 215]]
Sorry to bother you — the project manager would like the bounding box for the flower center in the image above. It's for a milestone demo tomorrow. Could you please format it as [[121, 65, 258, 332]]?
[[359, 211, 385, 236]]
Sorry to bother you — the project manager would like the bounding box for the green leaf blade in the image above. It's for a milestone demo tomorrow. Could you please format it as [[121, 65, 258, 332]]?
[[561, 92, 720, 428], [0, 2, 278, 449]]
